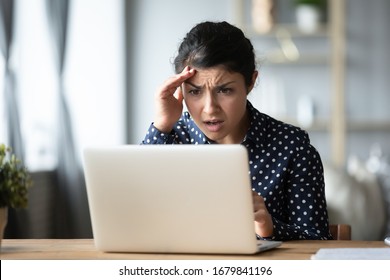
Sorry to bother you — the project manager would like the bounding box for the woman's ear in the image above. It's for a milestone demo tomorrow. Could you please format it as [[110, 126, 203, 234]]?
[[247, 71, 258, 93]]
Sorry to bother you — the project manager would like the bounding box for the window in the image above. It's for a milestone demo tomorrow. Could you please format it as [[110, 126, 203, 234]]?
[[0, 0, 125, 171]]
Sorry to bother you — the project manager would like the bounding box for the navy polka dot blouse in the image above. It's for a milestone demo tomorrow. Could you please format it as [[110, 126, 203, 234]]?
[[142, 101, 332, 240]]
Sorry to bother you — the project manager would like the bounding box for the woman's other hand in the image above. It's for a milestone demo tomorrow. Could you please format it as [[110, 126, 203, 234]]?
[[153, 66, 196, 133], [252, 191, 274, 238]]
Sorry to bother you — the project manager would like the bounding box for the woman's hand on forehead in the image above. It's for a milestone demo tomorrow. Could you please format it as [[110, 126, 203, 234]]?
[[159, 66, 196, 97], [153, 66, 196, 133]]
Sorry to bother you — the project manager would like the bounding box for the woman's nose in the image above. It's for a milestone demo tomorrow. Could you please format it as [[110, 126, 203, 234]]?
[[203, 92, 220, 114]]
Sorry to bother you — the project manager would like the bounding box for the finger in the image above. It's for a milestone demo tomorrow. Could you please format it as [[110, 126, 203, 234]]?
[[172, 67, 195, 87], [159, 67, 196, 97], [254, 209, 268, 224], [253, 192, 264, 201], [174, 86, 184, 103]]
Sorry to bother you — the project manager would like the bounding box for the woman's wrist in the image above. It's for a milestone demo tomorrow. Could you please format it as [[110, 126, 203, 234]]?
[[153, 120, 174, 134]]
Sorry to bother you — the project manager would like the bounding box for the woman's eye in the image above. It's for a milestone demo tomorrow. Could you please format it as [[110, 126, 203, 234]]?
[[218, 88, 233, 94], [188, 89, 201, 96]]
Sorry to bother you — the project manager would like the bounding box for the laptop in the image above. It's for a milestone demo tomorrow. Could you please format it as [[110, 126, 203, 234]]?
[[83, 144, 282, 254]]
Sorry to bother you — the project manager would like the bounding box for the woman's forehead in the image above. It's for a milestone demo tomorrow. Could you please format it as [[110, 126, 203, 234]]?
[[187, 66, 244, 85]]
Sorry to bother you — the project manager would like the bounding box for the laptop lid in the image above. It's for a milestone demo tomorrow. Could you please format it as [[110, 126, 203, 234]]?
[[83, 145, 281, 254]]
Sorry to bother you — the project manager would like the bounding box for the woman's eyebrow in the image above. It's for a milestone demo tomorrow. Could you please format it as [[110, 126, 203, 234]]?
[[216, 81, 236, 88], [184, 81, 201, 89], [184, 80, 236, 89]]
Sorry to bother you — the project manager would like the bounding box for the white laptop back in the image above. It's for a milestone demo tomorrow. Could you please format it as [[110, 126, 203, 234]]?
[[83, 145, 281, 254]]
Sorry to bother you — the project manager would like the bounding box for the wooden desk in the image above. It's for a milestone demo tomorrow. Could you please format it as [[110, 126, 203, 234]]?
[[0, 239, 387, 260]]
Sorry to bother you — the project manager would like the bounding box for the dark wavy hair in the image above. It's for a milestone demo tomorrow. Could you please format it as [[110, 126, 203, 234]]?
[[173, 21, 256, 87]]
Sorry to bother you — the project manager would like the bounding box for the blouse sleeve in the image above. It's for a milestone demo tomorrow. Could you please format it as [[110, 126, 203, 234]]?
[[270, 142, 333, 240], [141, 123, 177, 144]]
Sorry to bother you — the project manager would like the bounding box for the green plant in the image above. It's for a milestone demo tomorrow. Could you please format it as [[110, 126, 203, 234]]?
[[0, 144, 32, 208]]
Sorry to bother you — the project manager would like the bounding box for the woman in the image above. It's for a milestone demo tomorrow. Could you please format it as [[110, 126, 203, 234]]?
[[142, 21, 332, 240]]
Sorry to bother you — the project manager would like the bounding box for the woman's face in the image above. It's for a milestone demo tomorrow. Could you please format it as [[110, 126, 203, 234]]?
[[182, 65, 257, 144]]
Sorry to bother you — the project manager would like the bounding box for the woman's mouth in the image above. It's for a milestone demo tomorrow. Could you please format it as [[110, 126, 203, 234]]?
[[204, 120, 224, 132]]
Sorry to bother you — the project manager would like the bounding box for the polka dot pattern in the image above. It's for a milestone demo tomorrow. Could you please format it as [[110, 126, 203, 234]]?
[[142, 101, 332, 240]]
